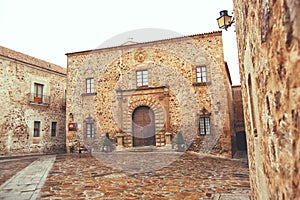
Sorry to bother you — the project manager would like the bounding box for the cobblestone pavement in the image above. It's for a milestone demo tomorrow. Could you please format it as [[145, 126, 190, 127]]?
[[38, 152, 251, 199], [0, 155, 55, 200]]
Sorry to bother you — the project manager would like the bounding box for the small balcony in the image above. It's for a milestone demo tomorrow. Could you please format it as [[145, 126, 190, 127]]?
[[28, 93, 50, 106]]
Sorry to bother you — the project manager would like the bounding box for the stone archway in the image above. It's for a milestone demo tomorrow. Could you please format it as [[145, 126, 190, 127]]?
[[132, 106, 155, 147]]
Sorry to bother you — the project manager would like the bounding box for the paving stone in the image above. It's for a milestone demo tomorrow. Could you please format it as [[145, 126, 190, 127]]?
[[218, 194, 251, 200], [0, 152, 251, 199], [36, 152, 251, 199]]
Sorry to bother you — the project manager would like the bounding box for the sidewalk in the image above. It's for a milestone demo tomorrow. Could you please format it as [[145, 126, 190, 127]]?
[[0, 155, 55, 200]]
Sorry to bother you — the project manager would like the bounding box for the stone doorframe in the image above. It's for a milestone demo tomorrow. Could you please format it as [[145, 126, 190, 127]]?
[[115, 86, 170, 148]]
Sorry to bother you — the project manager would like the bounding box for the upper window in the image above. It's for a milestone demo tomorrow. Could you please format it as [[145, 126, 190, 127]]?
[[86, 123, 95, 138], [196, 66, 207, 83], [199, 117, 210, 135], [51, 122, 57, 137], [136, 70, 148, 87], [34, 121, 41, 137], [86, 78, 95, 93], [34, 83, 44, 102]]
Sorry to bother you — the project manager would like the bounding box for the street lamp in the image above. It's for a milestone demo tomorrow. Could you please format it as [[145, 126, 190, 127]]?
[[217, 10, 235, 30]]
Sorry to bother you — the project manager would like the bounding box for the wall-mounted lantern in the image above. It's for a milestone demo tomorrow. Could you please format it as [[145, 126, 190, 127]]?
[[217, 10, 235, 30], [69, 113, 74, 121]]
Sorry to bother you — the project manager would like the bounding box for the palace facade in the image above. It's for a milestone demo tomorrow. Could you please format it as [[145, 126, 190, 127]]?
[[66, 31, 245, 158]]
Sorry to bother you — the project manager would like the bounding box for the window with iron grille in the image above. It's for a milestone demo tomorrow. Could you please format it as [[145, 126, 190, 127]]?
[[51, 122, 57, 137], [196, 66, 207, 83], [199, 116, 210, 135], [86, 78, 95, 93], [136, 70, 148, 87], [33, 121, 41, 137], [86, 123, 95, 138]]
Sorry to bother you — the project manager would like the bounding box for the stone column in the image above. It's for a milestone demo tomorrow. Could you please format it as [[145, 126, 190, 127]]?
[[165, 132, 173, 145]]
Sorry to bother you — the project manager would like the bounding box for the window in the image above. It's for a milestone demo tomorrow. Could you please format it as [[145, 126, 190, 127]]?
[[196, 66, 207, 83], [34, 121, 41, 137], [86, 123, 94, 138], [86, 78, 95, 93], [199, 117, 210, 135], [34, 83, 43, 102], [136, 70, 148, 87], [51, 122, 57, 137]]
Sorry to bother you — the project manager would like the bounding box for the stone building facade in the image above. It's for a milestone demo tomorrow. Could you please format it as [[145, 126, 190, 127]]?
[[233, 0, 300, 199], [0, 46, 67, 156], [66, 31, 239, 157], [232, 86, 246, 153]]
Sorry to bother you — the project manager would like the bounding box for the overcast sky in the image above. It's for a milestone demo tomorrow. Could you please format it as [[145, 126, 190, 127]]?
[[0, 0, 240, 85]]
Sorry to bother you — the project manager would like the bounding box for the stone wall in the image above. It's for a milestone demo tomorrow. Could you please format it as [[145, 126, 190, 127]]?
[[66, 31, 235, 157], [233, 0, 300, 199], [231, 86, 246, 154], [232, 86, 245, 132], [0, 46, 67, 156]]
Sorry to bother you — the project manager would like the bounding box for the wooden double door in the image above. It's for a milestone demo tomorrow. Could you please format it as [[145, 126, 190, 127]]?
[[132, 106, 156, 147]]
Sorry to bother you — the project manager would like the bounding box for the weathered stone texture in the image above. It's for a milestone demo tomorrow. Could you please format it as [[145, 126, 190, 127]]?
[[0, 46, 67, 156], [233, 0, 300, 199], [66, 32, 236, 157]]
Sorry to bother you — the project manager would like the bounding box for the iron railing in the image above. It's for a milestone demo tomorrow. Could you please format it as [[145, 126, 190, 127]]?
[[28, 93, 50, 106]]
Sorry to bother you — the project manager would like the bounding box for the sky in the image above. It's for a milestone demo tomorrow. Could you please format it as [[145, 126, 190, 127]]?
[[0, 0, 240, 85]]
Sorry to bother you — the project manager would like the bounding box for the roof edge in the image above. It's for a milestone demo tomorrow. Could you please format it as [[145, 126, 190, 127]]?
[[0, 45, 67, 75], [66, 31, 222, 56]]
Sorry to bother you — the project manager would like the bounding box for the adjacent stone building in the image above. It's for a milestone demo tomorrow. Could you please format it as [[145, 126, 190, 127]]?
[[233, 0, 300, 199], [66, 31, 241, 157], [232, 86, 246, 153], [0, 46, 67, 156]]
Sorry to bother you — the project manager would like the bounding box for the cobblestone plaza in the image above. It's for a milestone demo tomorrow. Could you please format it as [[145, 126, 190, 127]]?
[[0, 152, 250, 199]]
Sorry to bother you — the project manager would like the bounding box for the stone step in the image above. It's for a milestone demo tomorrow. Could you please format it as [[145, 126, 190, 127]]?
[[233, 150, 248, 159], [127, 146, 157, 152]]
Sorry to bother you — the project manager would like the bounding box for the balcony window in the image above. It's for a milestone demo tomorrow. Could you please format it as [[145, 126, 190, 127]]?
[[34, 83, 44, 102]]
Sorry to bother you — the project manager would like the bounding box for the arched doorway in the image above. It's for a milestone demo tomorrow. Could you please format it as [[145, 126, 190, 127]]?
[[132, 106, 156, 147], [236, 131, 247, 151]]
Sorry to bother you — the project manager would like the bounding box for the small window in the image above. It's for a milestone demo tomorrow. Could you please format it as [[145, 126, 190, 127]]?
[[34, 121, 41, 137], [34, 83, 44, 102], [86, 123, 94, 138], [196, 66, 207, 83], [86, 78, 95, 93], [51, 122, 57, 137], [199, 117, 210, 135], [136, 70, 148, 87]]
